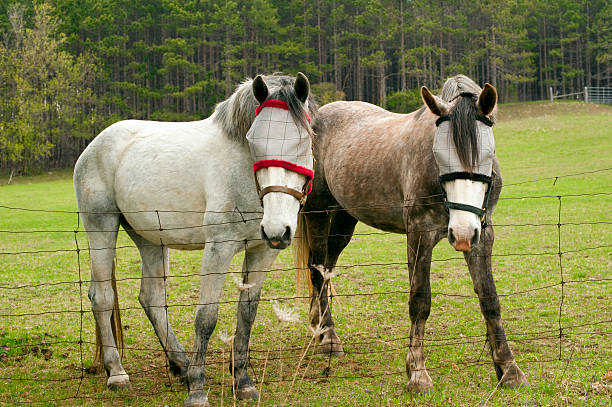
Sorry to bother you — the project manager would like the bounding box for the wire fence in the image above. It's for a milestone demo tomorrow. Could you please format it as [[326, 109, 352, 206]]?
[[0, 168, 610, 405]]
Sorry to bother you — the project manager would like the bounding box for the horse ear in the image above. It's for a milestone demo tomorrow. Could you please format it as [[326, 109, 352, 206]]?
[[478, 83, 497, 116], [253, 75, 269, 104], [421, 86, 448, 116], [294, 72, 310, 103]]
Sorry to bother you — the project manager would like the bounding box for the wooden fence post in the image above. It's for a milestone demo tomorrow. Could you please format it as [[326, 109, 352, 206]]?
[[549, 87, 554, 102]]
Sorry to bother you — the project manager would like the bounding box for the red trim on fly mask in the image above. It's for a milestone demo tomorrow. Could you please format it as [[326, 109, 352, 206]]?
[[255, 99, 311, 122], [253, 159, 314, 194]]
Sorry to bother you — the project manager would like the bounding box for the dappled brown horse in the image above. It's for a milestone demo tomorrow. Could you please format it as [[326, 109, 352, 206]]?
[[294, 75, 528, 392]]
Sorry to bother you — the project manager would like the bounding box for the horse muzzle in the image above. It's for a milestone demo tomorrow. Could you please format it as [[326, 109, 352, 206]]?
[[261, 224, 292, 250], [448, 225, 480, 252]]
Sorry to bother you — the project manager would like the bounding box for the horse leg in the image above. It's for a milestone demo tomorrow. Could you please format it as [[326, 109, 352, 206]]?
[[184, 241, 241, 407], [464, 226, 529, 388], [304, 212, 336, 354], [231, 245, 278, 401], [81, 211, 131, 390], [126, 229, 190, 380], [314, 209, 358, 355], [405, 231, 436, 393]]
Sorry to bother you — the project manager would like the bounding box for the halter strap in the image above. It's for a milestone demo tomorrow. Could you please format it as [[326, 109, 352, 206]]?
[[255, 99, 311, 122], [439, 172, 492, 184], [253, 173, 313, 207], [253, 160, 314, 195], [444, 201, 486, 217], [439, 170, 496, 227], [435, 114, 494, 127], [259, 185, 308, 206], [449, 92, 478, 102]]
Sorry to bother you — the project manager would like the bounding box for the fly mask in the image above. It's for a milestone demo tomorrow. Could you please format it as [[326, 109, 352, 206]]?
[[433, 101, 496, 225], [247, 99, 314, 205]]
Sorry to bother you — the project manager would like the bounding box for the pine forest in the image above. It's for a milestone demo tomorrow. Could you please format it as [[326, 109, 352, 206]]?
[[0, 0, 611, 171]]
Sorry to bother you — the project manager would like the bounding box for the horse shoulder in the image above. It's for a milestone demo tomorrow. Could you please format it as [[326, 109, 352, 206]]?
[[74, 120, 146, 198]]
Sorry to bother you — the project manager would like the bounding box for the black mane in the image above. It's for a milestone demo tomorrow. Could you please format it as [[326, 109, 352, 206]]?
[[449, 94, 480, 172]]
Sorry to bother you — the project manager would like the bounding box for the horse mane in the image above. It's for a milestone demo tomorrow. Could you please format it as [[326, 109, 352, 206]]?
[[439, 75, 496, 172], [213, 75, 318, 142]]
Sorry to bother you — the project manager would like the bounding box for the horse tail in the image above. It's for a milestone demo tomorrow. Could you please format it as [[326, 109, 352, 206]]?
[[93, 259, 124, 369], [294, 212, 313, 299]]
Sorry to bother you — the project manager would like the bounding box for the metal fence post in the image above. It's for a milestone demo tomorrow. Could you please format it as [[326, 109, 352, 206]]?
[[584, 87, 588, 103]]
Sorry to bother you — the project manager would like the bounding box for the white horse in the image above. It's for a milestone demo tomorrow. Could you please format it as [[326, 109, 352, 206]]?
[[73, 73, 316, 407]]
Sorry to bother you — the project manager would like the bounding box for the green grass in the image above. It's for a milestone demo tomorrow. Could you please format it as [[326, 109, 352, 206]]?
[[0, 101, 610, 406]]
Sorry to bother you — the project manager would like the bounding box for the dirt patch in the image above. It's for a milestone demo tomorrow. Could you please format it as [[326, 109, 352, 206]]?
[[0, 330, 55, 361]]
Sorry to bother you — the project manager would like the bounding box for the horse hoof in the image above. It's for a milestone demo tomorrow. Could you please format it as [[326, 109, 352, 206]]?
[[406, 367, 433, 394], [407, 381, 434, 394], [107, 374, 131, 391], [315, 342, 345, 357], [315, 329, 344, 356], [236, 385, 259, 401], [500, 364, 529, 388], [184, 391, 209, 407]]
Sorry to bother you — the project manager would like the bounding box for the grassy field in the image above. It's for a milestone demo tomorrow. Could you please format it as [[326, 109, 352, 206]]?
[[0, 101, 610, 406]]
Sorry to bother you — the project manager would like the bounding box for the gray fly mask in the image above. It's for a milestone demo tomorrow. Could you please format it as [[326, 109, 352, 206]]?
[[246, 99, 314, 204], [433, 113, 496, 223]]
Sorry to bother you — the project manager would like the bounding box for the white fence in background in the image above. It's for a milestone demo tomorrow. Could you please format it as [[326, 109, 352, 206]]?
[[586, 87, 612, 104], [549, 86, 612, 104]]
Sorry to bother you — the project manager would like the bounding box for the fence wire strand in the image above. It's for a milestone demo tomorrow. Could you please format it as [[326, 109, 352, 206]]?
[[0, 168, 610, 404]]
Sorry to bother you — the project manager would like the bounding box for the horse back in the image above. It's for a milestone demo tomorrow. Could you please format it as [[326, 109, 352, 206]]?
[[310, 101, 442, 233], [74, 118, 258, 247]]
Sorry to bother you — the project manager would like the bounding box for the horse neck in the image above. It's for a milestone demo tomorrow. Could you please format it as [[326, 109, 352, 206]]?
[[404, 113, 441, 198]]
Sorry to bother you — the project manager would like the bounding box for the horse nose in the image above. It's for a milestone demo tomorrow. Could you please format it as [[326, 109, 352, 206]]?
[[448, 226, 480, 252], [260, 225, 292, 249]]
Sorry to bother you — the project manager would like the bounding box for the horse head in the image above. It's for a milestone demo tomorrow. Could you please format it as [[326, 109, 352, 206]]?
[[422, 82, 498, 252], [247, 73, 315, 249]]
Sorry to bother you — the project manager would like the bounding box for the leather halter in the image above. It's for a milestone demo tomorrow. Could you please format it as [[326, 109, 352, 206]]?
[[253, 168, 314, 207], [438, 170, 496, 227]]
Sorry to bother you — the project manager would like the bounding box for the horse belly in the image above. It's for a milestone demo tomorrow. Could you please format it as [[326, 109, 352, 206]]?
[[345, 207, 406, 233], [121, 211, 207, 250], [324, 148, 407, 233]]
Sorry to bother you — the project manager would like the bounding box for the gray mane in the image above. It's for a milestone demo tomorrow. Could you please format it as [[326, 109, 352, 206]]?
[[439, 74, 483, 103], [439, 75, 494, 172], [213, 80, 259, 142], [213, 75, 318, 142]]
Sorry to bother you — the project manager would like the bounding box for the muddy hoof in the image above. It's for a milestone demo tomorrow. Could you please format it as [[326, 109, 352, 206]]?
[[235, 385, 259, 401], [500, 363, 529, 388], [315, 342, 345, 356], [315, 329, 344, 356], [406, 363, 433, 394], [407, 380, 434, 394], [184, 390, 209, 407], [107, 374, 131, 391]]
